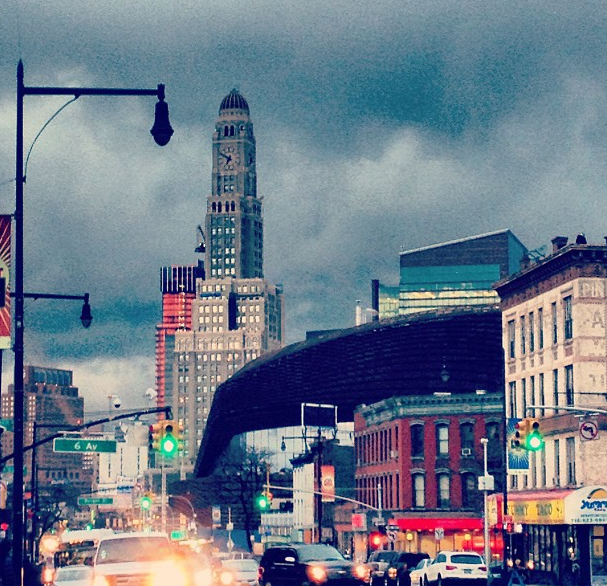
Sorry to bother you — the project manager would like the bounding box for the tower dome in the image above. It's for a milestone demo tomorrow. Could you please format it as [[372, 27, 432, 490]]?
[[219, 88, 249, 114]]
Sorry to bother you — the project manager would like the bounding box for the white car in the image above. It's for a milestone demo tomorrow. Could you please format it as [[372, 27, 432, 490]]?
[[219, 558, 260, 586], [424, 551, 487, 586], [409, 559, 431, 586]]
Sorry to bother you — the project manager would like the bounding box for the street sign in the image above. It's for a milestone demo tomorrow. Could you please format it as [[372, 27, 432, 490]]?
[[435, 528, 444, 540], [53, 438, 117, 453], [0, 418, 13, 432], [387, 530, 397, 541], [77, 497, 114, 505], [579, 418, 599, 442]]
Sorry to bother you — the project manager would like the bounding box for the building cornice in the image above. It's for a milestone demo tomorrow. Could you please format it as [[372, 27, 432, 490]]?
[[357, 393, 503, 427]]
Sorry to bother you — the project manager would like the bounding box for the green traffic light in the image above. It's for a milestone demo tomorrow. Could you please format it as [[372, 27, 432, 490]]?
[[256, 494, 270, 510], [526, 432, 544, 451], [161, 434, 177, 457], [140, 496, 152, 510]]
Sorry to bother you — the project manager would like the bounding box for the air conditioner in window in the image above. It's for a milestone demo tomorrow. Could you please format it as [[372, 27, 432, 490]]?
[[389, 450, 399, 460], [461, 448, 472, 457]]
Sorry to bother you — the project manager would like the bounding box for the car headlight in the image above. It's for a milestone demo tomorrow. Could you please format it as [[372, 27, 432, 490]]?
[[219, 570, 236, 586], [194, 568, 214, 586], [150, 562, 188, 586], [306, 565, 328, 584], [353, 564, 370, 581], [388, 568, 398, 579], [92, 575, 111, 586]]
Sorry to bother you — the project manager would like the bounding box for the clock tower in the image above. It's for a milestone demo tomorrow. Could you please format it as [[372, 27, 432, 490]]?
[[206, 89, 262, 279]]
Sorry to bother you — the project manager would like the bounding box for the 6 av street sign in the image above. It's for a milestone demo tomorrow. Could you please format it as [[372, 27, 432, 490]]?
[[53, 438, 117, 453]]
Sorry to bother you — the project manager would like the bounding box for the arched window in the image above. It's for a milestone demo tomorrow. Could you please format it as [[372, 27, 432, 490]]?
[[224, 126, 229, 136], [412, 473, 425, 508], [437, 473, 450, 508], [218, 202, 222, 213], [461, 472, 477, 508], [230, 125, 235, 136], [460, 422, 474, 452], [410, 424, 424, 458], [212, 202, 216, 212], [436, 424, 449, 456], [231, 201, 235, 212]]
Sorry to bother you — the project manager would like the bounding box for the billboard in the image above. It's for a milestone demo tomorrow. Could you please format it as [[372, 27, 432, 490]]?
[[0, 215, 11, 350], [507, 417, 530, 474]]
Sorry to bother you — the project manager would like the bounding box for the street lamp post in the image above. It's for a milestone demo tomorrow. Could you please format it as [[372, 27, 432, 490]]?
[[12, 60, 172, 582], [480, 438, 492, 569]]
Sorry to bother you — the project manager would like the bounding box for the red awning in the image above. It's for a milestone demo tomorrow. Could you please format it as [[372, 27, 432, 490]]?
[[392, 517, 483, 531]]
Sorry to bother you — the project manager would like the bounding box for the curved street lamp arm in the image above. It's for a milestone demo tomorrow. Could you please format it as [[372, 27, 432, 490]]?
[[0, 405, 171, 465]]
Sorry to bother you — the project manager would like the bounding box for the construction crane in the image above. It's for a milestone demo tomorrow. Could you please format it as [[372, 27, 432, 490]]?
[[195, 225, 206, 254]]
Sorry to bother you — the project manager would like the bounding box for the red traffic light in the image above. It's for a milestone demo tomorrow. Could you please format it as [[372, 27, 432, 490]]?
[[368, 531, 385, 549]]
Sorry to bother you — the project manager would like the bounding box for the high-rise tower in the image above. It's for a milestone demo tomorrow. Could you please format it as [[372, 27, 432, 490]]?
[[169, 90, 284, 466]]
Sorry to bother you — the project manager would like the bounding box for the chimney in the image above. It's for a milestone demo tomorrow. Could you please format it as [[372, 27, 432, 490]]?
[[551, 236, 568, 252]]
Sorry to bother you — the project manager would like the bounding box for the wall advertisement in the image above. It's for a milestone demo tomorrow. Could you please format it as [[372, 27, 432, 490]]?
[[0, 215, 11, 349]]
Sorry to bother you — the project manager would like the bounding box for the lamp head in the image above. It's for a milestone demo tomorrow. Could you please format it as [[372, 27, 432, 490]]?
[[80, 294, 93, 328], [150, 84, 174, 146]]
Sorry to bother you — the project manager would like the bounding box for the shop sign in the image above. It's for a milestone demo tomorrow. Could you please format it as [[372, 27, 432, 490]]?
[[506, 497, 565, 525], [321, 465, 335, 502], [566, 486, 607, 525]]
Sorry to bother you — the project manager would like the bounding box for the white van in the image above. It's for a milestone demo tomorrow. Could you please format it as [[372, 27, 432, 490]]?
[[92, 532, 186, 586]]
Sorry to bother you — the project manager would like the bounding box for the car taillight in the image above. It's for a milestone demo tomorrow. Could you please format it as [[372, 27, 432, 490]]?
[[42, 568, 55, 584], [479, 566, 487, 572], [306, 565, 327, 584], [258, 566, 264, 580], [445, 565, 457, 571]]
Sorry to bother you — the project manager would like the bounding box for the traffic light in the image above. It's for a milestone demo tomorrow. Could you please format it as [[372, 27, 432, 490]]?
[[160, 421, 178, 458], [526, 419, 544, 451], [368, 531, 383, 550], [140, 494, 153, 511], [255, 492, 272, 511], [176, 421, 184, 452], [513, 419, 529, 449], [149, 423, 162, 452]]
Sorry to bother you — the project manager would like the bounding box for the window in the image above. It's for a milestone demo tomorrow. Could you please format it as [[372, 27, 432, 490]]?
[[539, 373, 545, 417], [507, 320, 516, 359], [411, 425, 424, 458], [538, 308, 544, 349], [522, 379, 527, 419], [566, 437, 576, 485], [530, 376, 536, 410], [461, 473, 477, 508], [436, 424, 449, 456], [509, 381, 517, 418], [540, 449, 546, 487], [412, 474, 425, 507], [460, 422, 474, 451], [564, 296, 573, 340], [520, 315, 526, 355], [554, 439, 560, 486], [551, 302, 558, 344], [553, 370, 559, 413], [529, 312, 535, 352], [565, 365, 574, 406], [437, 474, 450, 508]]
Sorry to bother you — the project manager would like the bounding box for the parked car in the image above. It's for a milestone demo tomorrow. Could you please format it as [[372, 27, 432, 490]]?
[[258, 543, 369, 586], [409, 559, 432, 586], [424, 551, 487, 586], [390, 555, 430, 586], [367, 550, 400, 586]]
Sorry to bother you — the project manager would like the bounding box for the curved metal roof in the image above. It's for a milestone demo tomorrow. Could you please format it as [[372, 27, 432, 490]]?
[[195, 306, 503, 476], [219, 88, 250, 114]]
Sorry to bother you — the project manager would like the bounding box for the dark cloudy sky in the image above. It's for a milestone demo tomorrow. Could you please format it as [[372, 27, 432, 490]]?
[[0, 0, 605, 412]]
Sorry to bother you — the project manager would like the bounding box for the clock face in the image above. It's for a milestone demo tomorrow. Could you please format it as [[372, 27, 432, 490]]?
[[219, 146, 241, 170]]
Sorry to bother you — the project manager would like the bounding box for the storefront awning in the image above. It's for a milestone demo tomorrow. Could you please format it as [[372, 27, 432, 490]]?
[[487, 486, 607, 525], [391, 517, 483, 531]]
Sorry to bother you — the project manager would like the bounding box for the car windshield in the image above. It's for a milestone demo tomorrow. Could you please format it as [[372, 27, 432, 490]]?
[[373, 552, 398, 562], [451, 554, 483, 565], [298, 545, 344, 562], [56, 568, 92, 581], [222, 559, 259, 572], [96, 537, 171, 564], [415, 560, 429, 569]]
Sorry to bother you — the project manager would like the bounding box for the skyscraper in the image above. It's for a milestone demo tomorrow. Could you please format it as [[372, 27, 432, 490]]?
[[162, 90, 285, 466]]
